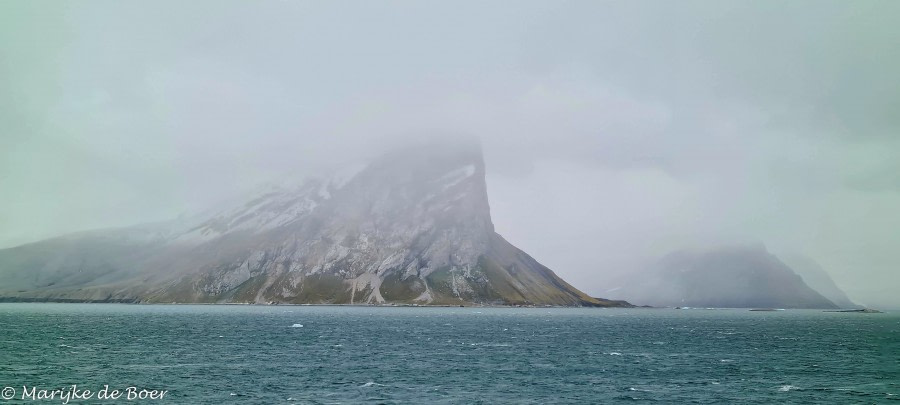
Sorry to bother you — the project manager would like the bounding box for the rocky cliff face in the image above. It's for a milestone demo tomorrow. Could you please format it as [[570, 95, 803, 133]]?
[[0, 142, 623, 307], [611, 244, 838, 309]]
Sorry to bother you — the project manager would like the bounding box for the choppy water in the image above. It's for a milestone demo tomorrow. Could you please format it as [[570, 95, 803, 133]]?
[[0, 304, 897, 404]]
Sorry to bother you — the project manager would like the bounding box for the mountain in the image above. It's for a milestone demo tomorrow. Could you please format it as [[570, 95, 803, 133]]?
[[0, 141, 624, 307], [610, 244, 838, 309], [779, 254, 861, 309]]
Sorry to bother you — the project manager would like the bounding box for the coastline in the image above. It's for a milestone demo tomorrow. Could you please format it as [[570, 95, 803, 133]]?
[[0, 296, 633, 308]]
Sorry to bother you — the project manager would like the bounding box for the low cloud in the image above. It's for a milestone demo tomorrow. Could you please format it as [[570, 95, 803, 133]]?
[[1, 0, 898, 307]]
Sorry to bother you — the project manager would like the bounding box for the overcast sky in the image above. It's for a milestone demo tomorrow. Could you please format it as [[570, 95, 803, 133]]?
[[2, 0, 898, 307]]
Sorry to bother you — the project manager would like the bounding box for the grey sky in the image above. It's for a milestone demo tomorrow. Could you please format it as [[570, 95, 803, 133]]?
[[2, 0, 899, 307]]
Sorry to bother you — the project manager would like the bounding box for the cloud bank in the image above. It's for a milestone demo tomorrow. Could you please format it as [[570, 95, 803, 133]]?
[[1, 0, 898, 306]]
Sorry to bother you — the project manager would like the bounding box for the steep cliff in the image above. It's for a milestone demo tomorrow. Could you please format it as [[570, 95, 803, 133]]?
[[0, 142, 623, 307]]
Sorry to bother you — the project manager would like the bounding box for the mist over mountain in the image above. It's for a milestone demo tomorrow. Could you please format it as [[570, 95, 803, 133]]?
[[0, 142, 623, 307], [780, 254, 861, 309], [608, 244, 838, 309]]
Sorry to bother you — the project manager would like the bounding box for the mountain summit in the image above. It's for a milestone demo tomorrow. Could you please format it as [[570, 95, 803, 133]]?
[[0, 141, 624, 307]]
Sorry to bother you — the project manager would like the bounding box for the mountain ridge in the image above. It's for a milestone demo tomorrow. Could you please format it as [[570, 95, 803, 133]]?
[[780, 253, 860, 309], [608, 244, 839, 309]]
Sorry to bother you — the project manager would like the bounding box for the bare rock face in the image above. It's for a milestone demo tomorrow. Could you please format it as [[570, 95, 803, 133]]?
[[0, 141, 623, 307]]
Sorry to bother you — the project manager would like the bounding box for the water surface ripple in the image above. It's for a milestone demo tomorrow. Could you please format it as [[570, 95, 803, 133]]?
[[0, 304, 897, 403]]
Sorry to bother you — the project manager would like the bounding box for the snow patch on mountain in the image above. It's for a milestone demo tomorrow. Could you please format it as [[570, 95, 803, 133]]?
[[436, 164, 476, 190]]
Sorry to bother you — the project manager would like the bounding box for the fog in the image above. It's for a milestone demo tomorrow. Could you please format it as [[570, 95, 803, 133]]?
[[2, 1, 898, 307]]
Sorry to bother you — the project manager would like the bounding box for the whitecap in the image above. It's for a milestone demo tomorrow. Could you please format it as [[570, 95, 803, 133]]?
[[360, 382, 385, 388], [607, 352, 622, 356], [778, 385, 798, 392], [291, 324, 303, 328]]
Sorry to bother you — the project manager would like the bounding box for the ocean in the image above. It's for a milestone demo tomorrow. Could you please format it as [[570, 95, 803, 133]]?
[[0, 304, 897, 403]]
